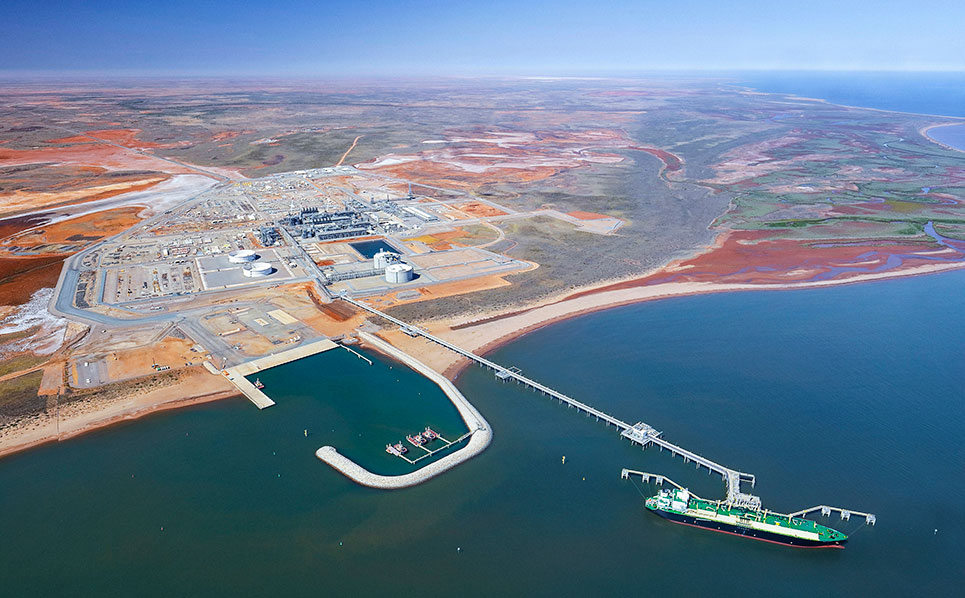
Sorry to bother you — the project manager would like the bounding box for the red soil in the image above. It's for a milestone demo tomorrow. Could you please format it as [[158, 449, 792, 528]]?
[[0, 142, 196, 175], [0, 255, 64, 305], [45, 128, 165, 149], [566, 229, 965, 301], [8, 206, 145, 249], [458, 201, 507, 217], [567, 211, 610, 220], [629, 146, 683, 172]]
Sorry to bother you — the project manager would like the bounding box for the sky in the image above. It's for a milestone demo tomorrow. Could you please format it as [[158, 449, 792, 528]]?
[[2, 0, 964, 75]]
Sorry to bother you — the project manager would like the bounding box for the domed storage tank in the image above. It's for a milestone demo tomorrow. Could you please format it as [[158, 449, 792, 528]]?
[[384, 263, 414, 284], [243, 262, 274, 277], [229, 249, 258, 263], [373, 250, 400, 269]]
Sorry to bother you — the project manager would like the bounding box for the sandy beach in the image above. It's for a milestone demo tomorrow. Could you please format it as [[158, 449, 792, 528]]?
[[921, 122, 965, 153], [0, 368, 238, 460]]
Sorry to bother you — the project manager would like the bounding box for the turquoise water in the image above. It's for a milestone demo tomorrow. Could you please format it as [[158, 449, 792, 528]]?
[[2, 271, 964, 596]]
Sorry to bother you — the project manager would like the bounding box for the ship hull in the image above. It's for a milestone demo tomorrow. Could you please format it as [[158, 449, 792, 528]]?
[[650, 508, 847, 548]]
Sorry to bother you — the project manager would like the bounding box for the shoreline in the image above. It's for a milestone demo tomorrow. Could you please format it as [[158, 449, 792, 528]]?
[[920, 122, 965, 153], [730, 82, 965, 121], [0, 377, 240, 461], [437, 260, 965, 380], [3, 251, 964, 462]]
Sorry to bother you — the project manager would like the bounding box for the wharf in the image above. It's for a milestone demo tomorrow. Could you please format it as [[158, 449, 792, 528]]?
[[230, 339, 338, 376], [221, 338, 338, 409], [315, 331, 492, 489]]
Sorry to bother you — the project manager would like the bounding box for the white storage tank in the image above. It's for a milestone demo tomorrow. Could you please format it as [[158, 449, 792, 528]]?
[[384, 263, 414, 284], [373, 249, 399, 269], [243, 262, 274, 277], [229, 249, 257, 263]]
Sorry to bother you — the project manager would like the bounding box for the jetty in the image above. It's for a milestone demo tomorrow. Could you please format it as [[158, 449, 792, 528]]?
[[219, 338, 338, 409], [339, 295, 871, 518]]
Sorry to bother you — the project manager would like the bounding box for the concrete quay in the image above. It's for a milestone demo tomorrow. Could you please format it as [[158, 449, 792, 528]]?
[[221, 338, 339, 409], [230, 338, 338, 376], [315, 331, 492, 489]]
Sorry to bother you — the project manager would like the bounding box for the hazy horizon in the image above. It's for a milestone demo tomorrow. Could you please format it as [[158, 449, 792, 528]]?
[[3, 0, 964, 76]]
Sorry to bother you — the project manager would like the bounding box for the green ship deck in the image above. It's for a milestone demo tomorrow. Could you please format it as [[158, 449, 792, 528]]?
[[646, 487, 848, 544]]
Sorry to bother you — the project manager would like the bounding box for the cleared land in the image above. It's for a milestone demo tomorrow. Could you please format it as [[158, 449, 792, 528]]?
[[1, 77, 964, 458]]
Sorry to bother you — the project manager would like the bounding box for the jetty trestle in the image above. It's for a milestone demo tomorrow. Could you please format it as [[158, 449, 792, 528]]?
[[341, 295, 629, 429], [341, 296, 872, 522], [621, 469, 707, 501], [788, 505, 877, 525]]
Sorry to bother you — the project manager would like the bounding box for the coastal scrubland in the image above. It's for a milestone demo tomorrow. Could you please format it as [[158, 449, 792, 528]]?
[[1, 77, 964, 456]]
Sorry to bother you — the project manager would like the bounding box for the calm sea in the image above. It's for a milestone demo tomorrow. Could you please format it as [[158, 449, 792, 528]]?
[[3, 73, 964, 596], [737, 71, 965, 118], [1, 269, 963, 596]]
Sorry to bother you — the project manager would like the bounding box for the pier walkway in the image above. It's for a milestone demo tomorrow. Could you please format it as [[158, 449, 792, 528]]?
[[341, 295, 628, 428], [220, 338, 338, 409], [339, 296, 758, 503]]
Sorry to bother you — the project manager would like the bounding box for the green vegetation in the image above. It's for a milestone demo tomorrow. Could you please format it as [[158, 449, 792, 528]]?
[[0, 371, 44, 419], [0, 353, 47, 378]]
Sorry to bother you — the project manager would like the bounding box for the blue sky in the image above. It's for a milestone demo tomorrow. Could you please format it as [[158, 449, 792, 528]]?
[[2, 0, 963, 75]]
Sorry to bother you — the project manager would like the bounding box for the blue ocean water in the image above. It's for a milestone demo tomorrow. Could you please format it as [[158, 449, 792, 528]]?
[[1, 270, 963, 596], [736, 71, 965, 118]]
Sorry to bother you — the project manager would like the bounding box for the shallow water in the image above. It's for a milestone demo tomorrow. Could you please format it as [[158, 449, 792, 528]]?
[[926, 123, 965, 152]]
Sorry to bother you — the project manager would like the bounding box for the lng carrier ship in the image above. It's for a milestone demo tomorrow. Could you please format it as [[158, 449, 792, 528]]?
[[334, 300, 876, 548], [620, 423, 875, 548], [645, 487, 848, 547]]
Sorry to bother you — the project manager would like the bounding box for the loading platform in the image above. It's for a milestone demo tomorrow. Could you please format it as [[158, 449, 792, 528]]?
[[621, 469, 876, 525]]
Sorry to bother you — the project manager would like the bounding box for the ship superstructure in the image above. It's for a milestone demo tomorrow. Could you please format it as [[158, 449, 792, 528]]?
[[623, 469, 875, 548]]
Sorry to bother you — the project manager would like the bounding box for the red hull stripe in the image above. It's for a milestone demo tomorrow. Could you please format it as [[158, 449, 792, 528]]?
[[665, 517, 845, 549]]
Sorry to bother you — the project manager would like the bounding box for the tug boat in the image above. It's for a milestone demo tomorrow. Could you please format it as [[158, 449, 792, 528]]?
[[407, 433, 425, 446], [385, 442, 407, 456], [422, 427, 438, 441], [253, 378, 264, 389]]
